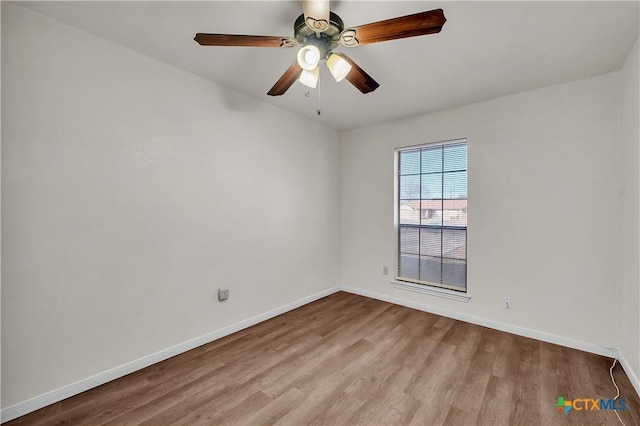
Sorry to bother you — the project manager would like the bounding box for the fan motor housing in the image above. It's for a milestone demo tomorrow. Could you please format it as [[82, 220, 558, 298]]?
[[294, 12, 344, 57]]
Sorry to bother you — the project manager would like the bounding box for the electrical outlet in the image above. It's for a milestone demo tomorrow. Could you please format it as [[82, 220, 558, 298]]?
[[218, 288, 229, 302], [504, 296, 511, 309], [383, 266, 389, 276]]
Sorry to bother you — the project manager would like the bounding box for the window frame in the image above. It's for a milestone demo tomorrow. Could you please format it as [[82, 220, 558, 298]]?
[[394, 138, 468, 293]]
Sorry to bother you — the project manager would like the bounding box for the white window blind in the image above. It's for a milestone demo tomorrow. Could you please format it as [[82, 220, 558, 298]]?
[[396, 140, 467, 292]]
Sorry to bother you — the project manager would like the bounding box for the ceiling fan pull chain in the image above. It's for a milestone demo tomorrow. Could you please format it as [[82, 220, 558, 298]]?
[[317, 73, 321, 116]]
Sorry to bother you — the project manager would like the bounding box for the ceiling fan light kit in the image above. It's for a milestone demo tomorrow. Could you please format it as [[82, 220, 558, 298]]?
[[299, 67, 320, 88], [194, 2, 446, 97], [297, 45, 321, 70], [326, 53, 351, 82]]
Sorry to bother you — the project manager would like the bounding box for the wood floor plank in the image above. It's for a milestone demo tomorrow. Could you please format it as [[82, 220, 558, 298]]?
[[476, 375, 515, 425], [203, 391, 273, 425], [273, 344, 380, 425], [308, 393, 365, 425], [538, 342, 572, 426], [6, 292, 640, 426], [406, 342, 463, 425], [509, 335, 541, 425], [450, 344, 496, 415], [442, 406, 477, 425], [346, 386, 421, 425], [242, 386, 306, 425]]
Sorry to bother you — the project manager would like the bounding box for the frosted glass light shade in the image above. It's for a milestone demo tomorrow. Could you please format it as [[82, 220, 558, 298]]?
[[326, 54, 352, 82], [297, 45, 320, 71], [298, 67, 319, 88]]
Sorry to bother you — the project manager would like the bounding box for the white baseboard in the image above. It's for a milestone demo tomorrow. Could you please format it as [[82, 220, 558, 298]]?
[[618, 352, 640, 397], [341, 285, 640, 397], [0, 286, 340, 423]]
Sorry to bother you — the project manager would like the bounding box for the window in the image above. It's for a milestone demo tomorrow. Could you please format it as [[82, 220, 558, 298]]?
[[396, 139, 467, 292]]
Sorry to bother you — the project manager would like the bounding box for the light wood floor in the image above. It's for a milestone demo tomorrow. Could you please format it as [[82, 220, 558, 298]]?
[[7, 291, 640, 425]]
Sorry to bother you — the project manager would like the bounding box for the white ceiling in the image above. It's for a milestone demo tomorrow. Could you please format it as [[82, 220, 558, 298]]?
[[14, 1, 640, 131]]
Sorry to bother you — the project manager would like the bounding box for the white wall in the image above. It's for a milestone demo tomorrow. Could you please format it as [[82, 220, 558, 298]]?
[[1, 3, 340, 408], [621, 37, 640, 383], [341, 72, 623, 350]]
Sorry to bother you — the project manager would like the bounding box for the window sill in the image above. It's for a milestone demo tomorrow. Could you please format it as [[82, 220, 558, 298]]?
[[391, 280, 471, 302]]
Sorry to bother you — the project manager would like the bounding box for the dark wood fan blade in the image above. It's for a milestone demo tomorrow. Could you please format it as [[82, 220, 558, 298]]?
[[349, 9, 446, 45], [337, 54, 379, 94], [194, 33, 297, 48], [267, 63, 304, 96]]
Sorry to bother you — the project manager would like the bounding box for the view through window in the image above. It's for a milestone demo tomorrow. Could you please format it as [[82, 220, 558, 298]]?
[[397, 140, 467, 291]]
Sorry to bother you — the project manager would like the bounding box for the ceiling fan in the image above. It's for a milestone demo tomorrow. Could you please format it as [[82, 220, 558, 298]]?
[[194, 1, 446, 96]]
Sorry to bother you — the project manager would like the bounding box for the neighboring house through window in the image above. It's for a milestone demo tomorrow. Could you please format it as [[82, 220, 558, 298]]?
[[396, 139, 467, 292]]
